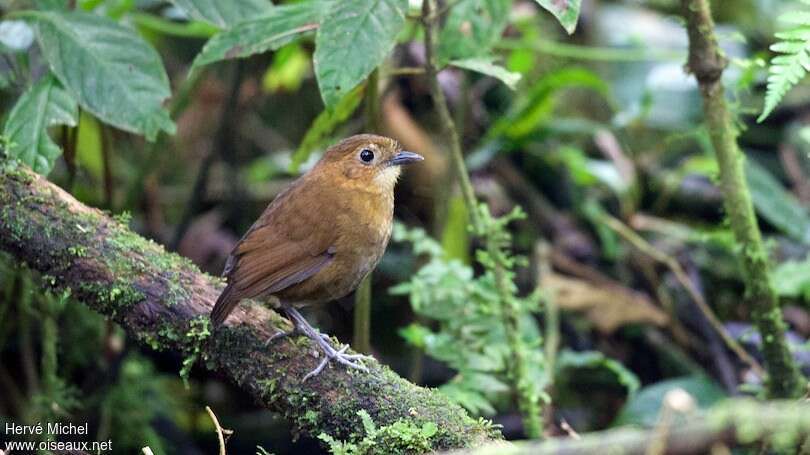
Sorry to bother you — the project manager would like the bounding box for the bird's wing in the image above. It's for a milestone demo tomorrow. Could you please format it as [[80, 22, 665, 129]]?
[[211, 180, 338, 326]]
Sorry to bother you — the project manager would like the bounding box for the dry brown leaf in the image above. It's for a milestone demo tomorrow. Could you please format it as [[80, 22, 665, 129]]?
[[542, 273, 668, 333]]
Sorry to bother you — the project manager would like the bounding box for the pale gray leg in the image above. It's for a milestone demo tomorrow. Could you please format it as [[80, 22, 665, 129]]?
[[281, 303, 374, 381]]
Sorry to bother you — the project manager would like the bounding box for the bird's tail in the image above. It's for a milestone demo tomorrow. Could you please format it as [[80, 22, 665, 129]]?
[[211, 283, 239, 326]]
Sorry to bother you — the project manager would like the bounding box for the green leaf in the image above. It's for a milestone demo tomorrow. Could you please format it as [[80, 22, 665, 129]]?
[[532, 0, 581, 34], [314, 0, 407, 108], [759, 11, 810, 121], [449, 57, 521, 89], [289, 84, 364, 172], [487, 67, 608, 140], [556, 350, 640, 395], [35, 0, 68, 10], [440, 195, 471, 263], [167, 0, 272, 28], [192, 2, 323, 69], [438, 0, 512, 63], [3, 74, 77, 175], [421, 422, 438, 438], [772, 257, 810, 300], [745, 159, 810, 244], [129, 12, 219, 39], [613, 376, 726, 427], [28, 11, 174, 140]]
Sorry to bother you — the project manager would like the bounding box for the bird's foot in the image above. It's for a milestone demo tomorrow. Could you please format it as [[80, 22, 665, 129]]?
[[265, 327, 330, 347], [281, 304, 374, 381], [303, 340, 374, 382]]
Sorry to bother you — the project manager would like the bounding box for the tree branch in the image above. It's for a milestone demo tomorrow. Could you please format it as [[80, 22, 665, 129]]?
[[0, 165, 499, 451], [450, 399, 810, 455], [680, 0, 805, 397]]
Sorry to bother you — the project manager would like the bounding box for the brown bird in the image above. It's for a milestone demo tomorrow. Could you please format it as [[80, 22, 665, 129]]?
[[211, 134, 422, 380]]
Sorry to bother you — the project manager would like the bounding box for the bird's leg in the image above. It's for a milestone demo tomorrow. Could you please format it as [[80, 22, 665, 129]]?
[[281, 304, 374, 381], [265, 325, 331, 346]]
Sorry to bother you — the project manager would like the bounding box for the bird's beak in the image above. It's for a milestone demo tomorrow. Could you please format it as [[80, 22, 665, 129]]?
[[388, 151, 424, 166]]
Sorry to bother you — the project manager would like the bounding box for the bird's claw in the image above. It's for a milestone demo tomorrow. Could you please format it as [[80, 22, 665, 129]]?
[[265, 328, 330, 347], [303, 344, 371, 382], [265, 328, 299, 346], [279, 305, 374, 381]]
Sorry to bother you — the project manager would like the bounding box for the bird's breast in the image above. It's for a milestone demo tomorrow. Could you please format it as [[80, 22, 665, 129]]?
[[326, 191, 394, 297]]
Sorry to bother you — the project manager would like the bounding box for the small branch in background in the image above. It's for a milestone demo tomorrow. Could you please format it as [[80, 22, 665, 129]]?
[[680, 0, 804, 398], [18, 272, 39, 395], [171, 62, 243, 250], [353, 276, 372, 354], [100, 125, 114, 209], [353, 69, 382, 355], [422, 0, 542, 438], [779, 143, 810, 204], [123, 66, 208, 214], [61, 123, 78, 191], [205, 406, 233, 455], [600, 213, 765, 377], [451, 398, 810, 455], [387, 67, 426, 77]]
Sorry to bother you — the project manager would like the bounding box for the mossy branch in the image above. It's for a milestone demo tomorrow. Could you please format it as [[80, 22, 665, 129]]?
[[449, 399, 810, 455], [0, 165, 499, 452], [680, 0, 805, 398]]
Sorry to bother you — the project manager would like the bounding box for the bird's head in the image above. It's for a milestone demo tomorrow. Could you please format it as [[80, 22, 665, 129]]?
[[317, 134, 423, 191]]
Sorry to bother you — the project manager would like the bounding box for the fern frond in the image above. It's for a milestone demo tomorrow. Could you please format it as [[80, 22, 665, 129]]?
[[759, 10, 810, 122]]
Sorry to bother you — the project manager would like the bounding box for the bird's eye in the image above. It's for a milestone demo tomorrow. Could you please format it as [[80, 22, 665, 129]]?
[[359, 148, 374, 163]]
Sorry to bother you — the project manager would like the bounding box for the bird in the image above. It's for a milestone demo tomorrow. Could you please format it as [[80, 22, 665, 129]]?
[[210, 134, 423, 380]]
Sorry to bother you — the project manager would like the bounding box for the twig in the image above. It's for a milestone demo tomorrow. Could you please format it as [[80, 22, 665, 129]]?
[[600, 213, 765, 377], [422, 0, 541, 438], [171, 62, 243, 250], [451, 398, 810, 455], [206, 405, 233, 455], [779, 144, 810, 204], [353, 69, 382, 355], [680, 0, 803, 398], [123, 66, 207, 211], [387, 67, 426, 76]]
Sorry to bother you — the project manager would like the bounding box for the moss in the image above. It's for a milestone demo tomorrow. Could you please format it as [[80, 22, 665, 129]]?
[[67, 246, 87, 258], [318, 410, 440, 455]]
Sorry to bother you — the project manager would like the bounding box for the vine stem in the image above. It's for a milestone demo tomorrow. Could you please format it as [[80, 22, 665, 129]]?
[[353, 69, 382, 354], [680, 0, 804, 397], [422, 0, 542, 437], [601, 213, 765, 377]]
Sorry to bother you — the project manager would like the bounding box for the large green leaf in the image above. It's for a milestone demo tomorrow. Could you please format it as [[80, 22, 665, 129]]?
[[772, 257, 810, 300], [438, 0, 512, 63], [533, 0, 581, 34], [613, 376, 726, 428], [29, 11, 174, 140], [192, 2, 324, 69], [168, 0, 272, 28], [314, 0, 407, 108], [3, 74, 77, 174], [745, 159, 810, 244], [449, 57, 521, 89], [555, 350, 640, 396]]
